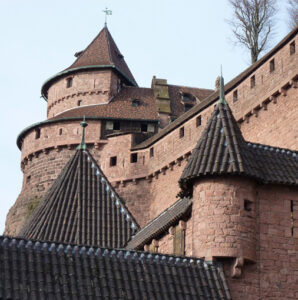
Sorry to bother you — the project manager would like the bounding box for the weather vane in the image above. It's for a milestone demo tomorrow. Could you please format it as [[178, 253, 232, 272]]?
[[103, 7, 112, 27]]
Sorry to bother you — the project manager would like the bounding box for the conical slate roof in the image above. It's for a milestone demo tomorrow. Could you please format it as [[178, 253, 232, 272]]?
[[180, 76, 298, 195], [18, 149, 139, 248], [67, 26, 137, 86]]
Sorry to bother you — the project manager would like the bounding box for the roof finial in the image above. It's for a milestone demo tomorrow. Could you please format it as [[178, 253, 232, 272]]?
[[218, 65, 227, 105], [77, 116, 88, 150], [103, 7, 112, 27]]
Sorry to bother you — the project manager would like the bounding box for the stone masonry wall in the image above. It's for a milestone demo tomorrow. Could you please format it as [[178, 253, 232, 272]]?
[[47, 70, 118, 117]]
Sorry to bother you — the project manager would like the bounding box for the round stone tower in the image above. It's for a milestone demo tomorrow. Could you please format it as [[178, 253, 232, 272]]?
[[4, 26, 150, 236]]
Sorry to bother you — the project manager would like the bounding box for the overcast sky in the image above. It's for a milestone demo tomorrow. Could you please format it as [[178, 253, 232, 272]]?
[[0, 0, 290, 233]]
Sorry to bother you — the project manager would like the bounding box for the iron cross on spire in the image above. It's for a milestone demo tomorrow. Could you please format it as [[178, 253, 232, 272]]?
[[103, 7, 112, 27]]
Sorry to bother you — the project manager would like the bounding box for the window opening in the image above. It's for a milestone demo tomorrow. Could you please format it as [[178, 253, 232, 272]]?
[[59, 128, 63, 135], [244, 199, 253, 212], [110, 156, 117, 167], [290, 41, 295, 55], [77, 100, 82, 106], [113, 121, 120, 130], [233, 90, 238, 102], [26, 175, 31, 184], [291, 200, 294, 236], [150, 147, 154, 158], [130, 153, 138, 163], [179, 127, 184, 138], [141, 123, 148, 132], [66, 77, 73, 88], [250, 75, 256, 88], [196, 116, 202, 127], [35, 128, 40, 139], [131, 99, 141, 107], [269, 59, 275, 72]]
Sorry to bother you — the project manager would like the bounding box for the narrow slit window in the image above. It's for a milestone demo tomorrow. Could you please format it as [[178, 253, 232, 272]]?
[[179, 127, 184, 138], [291, 200, 294, 236], [250, 75, 256, 88], [233, 90, 238, 102], [26, 175, 31, 184], [269, 59, 275, 72], [290, 41, 295, 55], [150, 147, 154, 157], [77, 100, 82, 106], [130, 153, 138, 163], [196, 115, 202, 127], [35, 128, 40, 139], [59, 128, 63, 135], [110, 156, 117, 167], [66, 77, 73, 88]]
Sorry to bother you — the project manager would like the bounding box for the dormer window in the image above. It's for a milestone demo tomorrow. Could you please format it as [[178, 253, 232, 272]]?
[[181, 93, 196, 112], [66, 77, 73, 88], [131, 99, 141, 107]]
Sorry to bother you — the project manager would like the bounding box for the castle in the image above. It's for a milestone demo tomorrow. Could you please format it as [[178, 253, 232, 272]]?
[[1, 24, 298, 299]]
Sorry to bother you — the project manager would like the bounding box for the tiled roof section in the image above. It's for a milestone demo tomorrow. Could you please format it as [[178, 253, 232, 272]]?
[[133, 27, 298, 150], [52, 87, 158, 121], [18, 149, 139, 248], [180, 102, 298, 192], [168, 85, 214, 117], [0, 236, 231, 300], [126, 198, 192, 250], [66, 27, 137, 86]]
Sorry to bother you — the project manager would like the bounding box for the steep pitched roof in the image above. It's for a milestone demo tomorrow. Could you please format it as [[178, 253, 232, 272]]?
[[0, 236, 231, 300], [18, 148, 139, 248], [126, 198, 192, 250], [67, 27, 137, 86], [180, 78, 298, 193], [52, 87, 158, 121]]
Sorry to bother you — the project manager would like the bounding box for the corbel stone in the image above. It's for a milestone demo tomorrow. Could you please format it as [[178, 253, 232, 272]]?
[[169, 226, 175, 235], [67, 144, 72, 150], [144, 244, 150, 252], [252, 108, 258, 117], [279, 88, 287, 96], [120, 180, 126, 187], [169, 162, 175, 171], [152, 239, 159, 247], [270, 95, 277, 104], [231, 256, 244, 278], [161, 166, 168, 175], [290, 79, 297, 88], [132, 179, 137, 185], [179, 220, 187, 230]]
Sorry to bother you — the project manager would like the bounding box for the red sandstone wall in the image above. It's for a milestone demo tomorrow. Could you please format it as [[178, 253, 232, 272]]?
[[47, 70, 118, 117]]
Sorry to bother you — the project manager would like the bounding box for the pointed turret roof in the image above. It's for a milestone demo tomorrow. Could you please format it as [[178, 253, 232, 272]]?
[[179, 75, 298, 195], [67, 26, 137, 85], [41, 27, 137, 98], [18, 147, 139, 248]]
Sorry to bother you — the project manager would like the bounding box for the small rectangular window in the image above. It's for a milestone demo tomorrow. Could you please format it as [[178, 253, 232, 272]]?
[[110, 156, 117, 167], [113, 121, 120, 130], [250, 75, 256, 88], [59, 128, 63, 135], [150, 147, 154, 157], [77, 100, 82, 106], [26, 175, 31, 184], [290, 41, 295, 55], [244, 199, 253, 212], [35, 128, 40, 139], [269, 59, 275, 72], [233, 90, 238, 102], [196, 115, 202, 127], [66, 77, 73, 88], [179, 127, 184, 138], [130, 153, 138, 163], [141, 124, 148, 132], [148, 124, 155, 133]]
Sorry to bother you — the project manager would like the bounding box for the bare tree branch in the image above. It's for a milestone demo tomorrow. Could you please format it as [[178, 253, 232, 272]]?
[[287, 0, 298, 29], [227, 0, 276, 63]]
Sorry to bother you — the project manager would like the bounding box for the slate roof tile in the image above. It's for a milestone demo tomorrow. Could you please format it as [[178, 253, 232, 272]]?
[[67, 27, 137, 86], [52, 87, 159, 121], [18, 149, 139, 248], [0, 236, 232, 299], [126, 198, 192, 250], [180, 99, 298, 194]]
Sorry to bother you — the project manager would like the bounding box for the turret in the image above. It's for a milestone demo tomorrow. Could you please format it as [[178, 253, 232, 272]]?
[[41, 26, 137, 118]]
